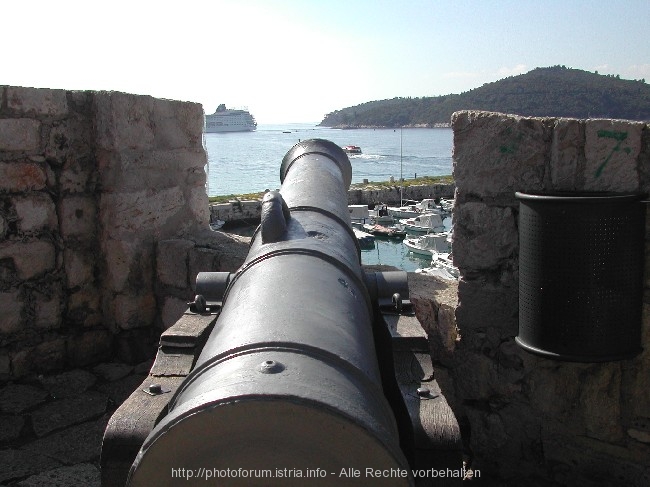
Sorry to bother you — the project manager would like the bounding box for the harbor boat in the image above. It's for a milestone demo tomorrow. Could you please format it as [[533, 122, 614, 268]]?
[[352, 227, 375, 249], [369, 204, 395, 224], [361, 223, 406, 239], [387, 199, 446, 219], [348, 204, 370, 226], [398, 213, 446, 233], [403, 233, 451, 257], [416, 252, 459, 280], [342, 145, 362, 154], [205, 104, 257, 133]]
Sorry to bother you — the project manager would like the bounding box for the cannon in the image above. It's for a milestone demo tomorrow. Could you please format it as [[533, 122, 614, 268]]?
[[102, 139, 461, 486]]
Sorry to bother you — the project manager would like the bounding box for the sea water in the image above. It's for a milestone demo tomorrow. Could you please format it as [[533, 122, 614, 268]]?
[[206, 123, 454, 271], [204, 124, 453, 197]]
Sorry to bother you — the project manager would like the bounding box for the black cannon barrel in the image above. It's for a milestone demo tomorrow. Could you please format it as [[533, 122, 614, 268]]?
[[127, 140, 412, 486]]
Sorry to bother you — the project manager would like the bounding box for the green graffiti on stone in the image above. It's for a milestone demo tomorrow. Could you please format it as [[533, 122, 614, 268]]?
[[594, 130, 628, 178]]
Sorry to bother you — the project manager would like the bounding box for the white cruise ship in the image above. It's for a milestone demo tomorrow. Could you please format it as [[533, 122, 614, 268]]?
[[205, 104, 257, 133]]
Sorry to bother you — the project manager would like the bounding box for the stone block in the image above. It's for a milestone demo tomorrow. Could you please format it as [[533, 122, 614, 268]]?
[[39, 369, 97, 398], [0, 384, 49, 413], [577, 363, 624, 442], [638, 125, 650, 195], [452, 111, 551, 199], [97, 149, 206, 192], [0, 240, 56, 280], [621, 345, 650, 420], [93, 362, 134, 382], [94, 91, 155, 151], [102, 238, 153, 293], [550, 118, 585, 190], [32, 338, 66, 372], [161, 296, 189, 329], [13, 193, 57, 235], [66, 288, 102, 327], [156, 239, 193, 288], [0, 415, 24, 442], [191, 229, 249, 272], [34, 288, 62, 330], [452, 202, 518, 271], [68, 329, 112, 367], [0, 290, 22, 334], [583, 119, 644, 191], [31, 391, 108, 437], [0, 162, 47, 192], [9, 348, 32, 378], [0, 449, 61, 484], [23, 416, 108, 465], [526, 362, 589, 422], [111, 293, 157, 330], [15, 463, 100, 487], [60, 155, 97, 193], [153, 98, 205, 149], [59, 195, 96, 240], [63, 248, 95, 288], [45, 118, 93, 165], [6, 86, 68, 117], [0, 119, 41, 152], [455, 277, 519, 336], [542, 432, 649, 486], [0, 351, 9, 377], [186, 185, 210, 229], [186, 163, 207, 187], [188, 247, 219, 288], [99, 187, 185, 239]]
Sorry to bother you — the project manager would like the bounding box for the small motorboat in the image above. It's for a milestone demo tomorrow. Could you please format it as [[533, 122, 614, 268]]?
[[352, 227, 375, 249], [398, 213, 446, 233], [342, 145, 362, 154], [416, 252, 459, 280], [403, 233, 451, 257], [361, 223, 406, 239], [369, 204, 394, 224], [387, 199, 447, 219], [348, 204, 370, 226]]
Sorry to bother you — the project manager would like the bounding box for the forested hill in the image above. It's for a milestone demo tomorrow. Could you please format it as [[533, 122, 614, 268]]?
[[319, 66, 650, 128]]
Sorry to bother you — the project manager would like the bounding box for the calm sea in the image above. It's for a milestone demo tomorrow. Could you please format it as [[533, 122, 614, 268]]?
[[206, 123, 454, 272], [204, 123, 453, 197]]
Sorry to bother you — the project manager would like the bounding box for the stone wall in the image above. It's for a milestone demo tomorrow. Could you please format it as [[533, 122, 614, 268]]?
[[444, 111, 650, 485], [209, 182, 456, 223], [0, 86, 248, 380]]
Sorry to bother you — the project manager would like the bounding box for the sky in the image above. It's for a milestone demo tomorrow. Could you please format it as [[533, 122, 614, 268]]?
[[3, 0, 650, 123]]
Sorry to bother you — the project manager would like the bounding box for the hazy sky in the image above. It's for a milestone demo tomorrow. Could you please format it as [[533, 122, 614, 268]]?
[[3, 0, 649, 123]]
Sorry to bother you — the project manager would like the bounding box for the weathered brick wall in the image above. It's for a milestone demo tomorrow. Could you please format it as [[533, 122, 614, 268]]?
[[446, 111, 650, 485], [0, 86, 248, 380]]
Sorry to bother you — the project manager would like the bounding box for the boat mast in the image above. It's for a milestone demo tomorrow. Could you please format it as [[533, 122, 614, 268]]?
[[400, 126, 403, 206]]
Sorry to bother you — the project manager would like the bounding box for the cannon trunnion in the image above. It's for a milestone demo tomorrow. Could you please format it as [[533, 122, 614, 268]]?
[[102, 140, 462, 486]]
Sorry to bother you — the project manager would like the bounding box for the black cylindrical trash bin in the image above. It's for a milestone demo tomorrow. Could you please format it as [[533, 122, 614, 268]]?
[[515, 192, 645, 362]]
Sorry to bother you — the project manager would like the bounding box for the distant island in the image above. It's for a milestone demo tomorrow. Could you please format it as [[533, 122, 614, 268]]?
[[319, 66, 650, 128]]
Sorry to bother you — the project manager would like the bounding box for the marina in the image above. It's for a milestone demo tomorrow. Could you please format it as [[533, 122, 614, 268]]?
[[207, 124, 455, 273]]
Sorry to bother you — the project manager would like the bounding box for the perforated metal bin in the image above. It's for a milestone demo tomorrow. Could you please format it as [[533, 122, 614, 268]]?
[[515, 192, 645, 362]]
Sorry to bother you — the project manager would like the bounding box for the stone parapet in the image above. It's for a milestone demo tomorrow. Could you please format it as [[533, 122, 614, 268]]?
[[447, 110, 650, 485], [0, 86, 249, 381]]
